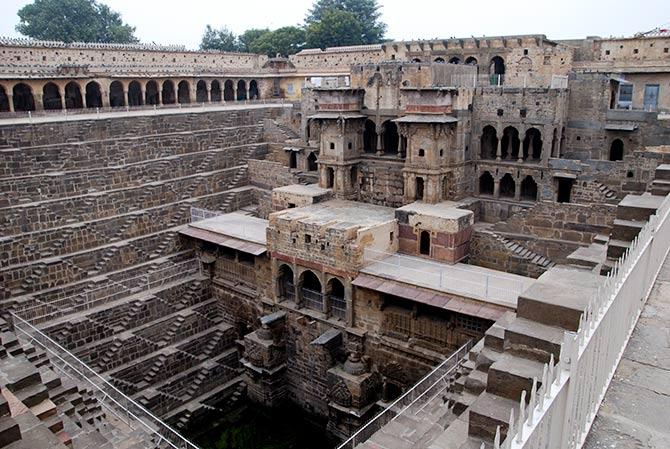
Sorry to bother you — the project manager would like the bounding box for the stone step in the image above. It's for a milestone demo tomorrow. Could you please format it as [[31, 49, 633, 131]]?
[[468, 392, 518, 442], [615, 193, 664, 221], [607, 238, 631, 260], [463, 370, 487, 395], [504, 316, 564, 363], [650, 179, 670, 196], [517, 281, 587, 332], [487, 352, 544, 402], [475, 347, 503, 372], [611, 218, 645, 242], [0, 415, 21, 447], [654, 163, 670, 181]]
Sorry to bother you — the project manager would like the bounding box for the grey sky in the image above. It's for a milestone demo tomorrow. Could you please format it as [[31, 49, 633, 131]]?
[[1, 0, 668, 50]]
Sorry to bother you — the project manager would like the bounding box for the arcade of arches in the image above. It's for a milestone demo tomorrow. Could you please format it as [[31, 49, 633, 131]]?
[[0, 78, 262, 112], [480, 125, 554, 162], [478, 170, 538, 201]]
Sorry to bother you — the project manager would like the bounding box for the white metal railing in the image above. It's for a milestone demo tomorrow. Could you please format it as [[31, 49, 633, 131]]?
[[490, 193, 670, 449], [0, 97, 289, 121], [337, 340, 472, 449], [363, 248, 526, 304], [14, 259, 200, 324], [190, 206, 222, 222], [10, 312, 200, 449]]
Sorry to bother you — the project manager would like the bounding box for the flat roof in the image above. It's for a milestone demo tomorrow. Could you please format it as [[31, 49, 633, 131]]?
[[358, 252, 535, 309], [271, 200, 395, 231], [273, 184, 331, 197], [180, 212, 268, 255], [393, 114, 458, 124], [309, 112, 366, 120], [397, 201, 472, 220]]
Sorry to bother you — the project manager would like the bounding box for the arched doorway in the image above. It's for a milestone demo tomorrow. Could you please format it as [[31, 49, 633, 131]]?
[[382, 120, 399, 154], [278, 265, 295, 301], [0, 85, 9, 112], [420, 231, 431, 255], [325, 167, 334, 188], [523, 128, 542, 161], [12, 83, 35, 111], [520, 176, 538, 201], [448, 57, 461, 64], [479, 171, 494, 195], [109, 81, 125, 107], [500, 174, 515, 198], [415, 177, 425, 201], [249, 80, 259, 100], [480, 125, 498, 159], [327, 278, 346, 320], [224, 80, 234, 101], [196, 80, 208, 103], [307, 152, 318, 171], [501, 126, 520, 160], [364, 119, 377, 153], [162, 80, 175, 104], [609, 139, 624, 161], [211, 80, 222, 102], [127, 81, 142, 106], [85, 82, 102, 108], [64, 82, 83, 109], [489, 56, 505, 85], [177, 80, 190, 104], [236, 80, 247, 101], [145, 81, 159, 105], [300, 271, 323, 311], [42, 82, 62, 110]]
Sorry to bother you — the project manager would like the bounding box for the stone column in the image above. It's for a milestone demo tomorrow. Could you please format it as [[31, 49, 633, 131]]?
[[494, 176, 500, 198], [514, 176, 521, 201], [7, 94, 14, 112], [58, 86, 66, 109], [123, 90, 129, 107], [496, 136, 502, 161], [234, 85, 238, 101], [376, 125, 383, 156], [345, 281, 354, 327], [140, 85, 147, 106], [206, 86, 211, 103], [518, 127, 526, 163], [293, 269, 300, 306], [34, 94, 44, 111]]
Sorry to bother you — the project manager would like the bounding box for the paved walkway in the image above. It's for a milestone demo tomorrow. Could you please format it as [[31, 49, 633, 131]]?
[[0, 102, 290, 125], [585, 252, 670, 449]]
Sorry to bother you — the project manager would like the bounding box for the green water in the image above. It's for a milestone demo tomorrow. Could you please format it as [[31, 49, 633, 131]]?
[[189, 401, 340, 449]]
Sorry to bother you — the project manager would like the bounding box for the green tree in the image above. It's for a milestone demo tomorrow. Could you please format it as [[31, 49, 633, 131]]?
[[238, 28, 270, 52], [199, 25, 240, 52], [305, 0, 385, 45], [305, 9, 363, 49], [249, 26, 305, 57], [16, 0, 137, 43]]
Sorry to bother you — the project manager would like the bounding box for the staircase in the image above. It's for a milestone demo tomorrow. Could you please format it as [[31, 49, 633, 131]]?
[[490, 232, 554, 269]]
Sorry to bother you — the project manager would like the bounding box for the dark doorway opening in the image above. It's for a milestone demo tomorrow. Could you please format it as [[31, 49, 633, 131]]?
[[289, 152, 297, 169], [520, 176, 538, 201], [196, 80, 208, 103], [557, 178, 573, 203], [307, 153, 318, 171], [500, 174, 515, 198], [127, 81, 142, 106], [479, 171, 494, 195], [85, 82, 102, 108], [109, 81, 125, 107], [420, 231, 431, 255], [211, 80, 222, 102], [415, 177, 424, 201], [224, 80, 234, 101], [609, 139, 624, 161], [364, 119, 377, 153], [42, 82, 62, 110]]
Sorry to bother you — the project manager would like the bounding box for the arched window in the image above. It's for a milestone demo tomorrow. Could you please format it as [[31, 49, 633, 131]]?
[[64, 82, 83, 109], [420, 231, 430, 255], [211, 80, 222, 102], [85, 81, 102, 108], [500, 174, 515, 198], [145, 81, 159, 105], [249, 80, 259, 100], [162, 80, 175, 104], [501, 126, 520, 160], [109, 81, 125, 107], [224, 80, 234, 101], [196, 80, 208, 103], [127, 81, 142, 106], [325, 167, 334, 188], [382, 120, 399, 153], [609, 139, 624, 161], [177, 80, 190, 104], [523, 128, 543, 161], [300, 271, 323, 311], [520, 176, 538, 201], [480, 125, 498, 160], [448, 56, 461, 64], [0, 85, 9, 112], [307, 152, 318, 171], [12, 83, 35, 111], [489, 56, 505, 85], [479, 171, 494, 195], [412, 58, 422, 63], [434, 57, 445, 63], [42, 82, 62, 110], [236, 80, 247, 101], [465, 56, 478, 65], [327, 278, 346, 320], [415, 177, 425, 201], [278, 265, 295, 301], [364, 119, 377, 153]]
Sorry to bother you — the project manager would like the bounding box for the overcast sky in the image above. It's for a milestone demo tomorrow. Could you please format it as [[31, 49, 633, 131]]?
[[1, 0, 668, 49]]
